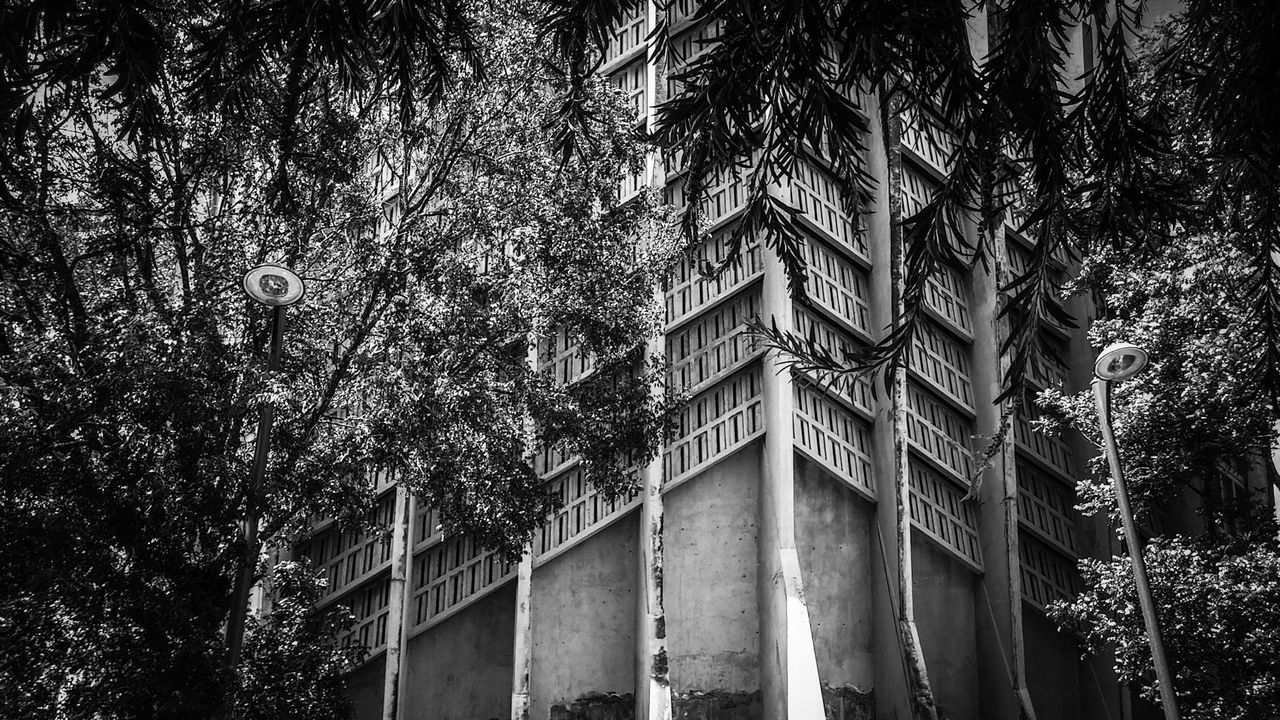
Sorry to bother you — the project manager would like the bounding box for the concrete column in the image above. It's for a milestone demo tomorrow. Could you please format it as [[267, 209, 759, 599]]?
[[382, 483, 413, 720], [757, 197, 824, 719], [864, 85, 916, 720], [971, 209, 1036, 720], [511, 550, 533, 720], [635, 5, 673, 717]]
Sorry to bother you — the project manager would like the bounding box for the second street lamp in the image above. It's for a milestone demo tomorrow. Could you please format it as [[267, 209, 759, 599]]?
[[225, 264, 306, 677], [1090, 342, 1181, 720]]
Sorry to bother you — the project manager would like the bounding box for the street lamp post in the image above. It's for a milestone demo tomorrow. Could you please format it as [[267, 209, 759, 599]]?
[[1091, 342, 1181, 720], [225, 265, 306, 675]]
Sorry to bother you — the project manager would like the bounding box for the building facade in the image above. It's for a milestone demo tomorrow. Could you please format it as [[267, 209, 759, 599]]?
[[287, 5, 1252, 719]]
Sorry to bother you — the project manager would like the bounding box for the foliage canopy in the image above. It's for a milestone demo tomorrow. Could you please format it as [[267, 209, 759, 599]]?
[[1, 3, 676, 717]]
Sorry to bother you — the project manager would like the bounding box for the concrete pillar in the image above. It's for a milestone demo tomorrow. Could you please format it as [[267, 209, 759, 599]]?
[[635, 5, 673, 716], [758, 202, 824, 718], [971, 207, 1035, 720], [864, 85, 917, 720], [511, 550, 533, 720], [382, 484, 412, 720]]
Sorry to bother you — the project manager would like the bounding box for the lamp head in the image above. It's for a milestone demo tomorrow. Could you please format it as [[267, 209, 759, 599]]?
[[243, 264, 305, 307], [1094, 342, 1148, 382]]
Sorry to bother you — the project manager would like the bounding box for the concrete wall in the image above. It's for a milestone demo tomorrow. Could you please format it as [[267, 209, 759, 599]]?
[[402, 581, 516, 720], [530, 512, 639, 720], [664, 444, 762, 693], [911, 538, 979, 720], [347, 654, 386, 720], [1023, 610, 1082, 720], [794, 456, 875, 690]]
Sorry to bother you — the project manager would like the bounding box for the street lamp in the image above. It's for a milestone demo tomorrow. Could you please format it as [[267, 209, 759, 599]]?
[[1091, 342, 1181, 720], [225, 264, 306, 674]]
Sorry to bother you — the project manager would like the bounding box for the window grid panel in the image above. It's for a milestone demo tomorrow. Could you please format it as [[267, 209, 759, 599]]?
[[536, 466, 641, 558], [610, 57, 648, 123], [535, 442, 575, 479], [664, 167, 748, 230], [923, 266, 972, 335], [999, 183, 1074, 267], [901, 109, 955, 172], [793, 380, 875, 497], [337, 575, 391, 654], [900, 166, 966, 255], [410, 534, 516, 629], [1013, 391, 1077, 480], [666, 19, 725, 98], [667, 0, 709, 28], [619, 165, 647, 202], [1026, 346, 1071, 392], [1019, 530, 1080, 613], [788, 159, 869, 264], [802, 235, 872, 335], [300, 492, 395, 603], [905, 382, 974, 483], [664, 366, 765, 482], [999, 177, 1029, 235], [665, 230, 764, 327], [791, 307, 874, 417], [908, 462, 982, 569], [666, 289, 763, 396], [605, 4, 647, 63], [908, 319, 975, 412], [1016, 460, 1079, 556], [538, 325, 594, 386], [1005, 241, 1066, 303], [413, 503, 442, 551]]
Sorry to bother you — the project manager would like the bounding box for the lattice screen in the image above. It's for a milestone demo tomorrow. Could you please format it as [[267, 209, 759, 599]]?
[[1016, 460, 1079, 557], [1018, 530, 1080, 612], [665, 229, 763, 326], [905, 383, 974, 483], [788, 159, 869, 264], [793, 380, 875, 498], [666, 289, 762, 396], [299, 492, 395, 604], [410, 534, 516, 628], [605, 4, 647, 64], [908, 462, 982, 569], [337, 576, 391, 653], [537, 466, 642, 560], [791, 307, 874, 417], [801, 235, 872, 336], [901, 109, 955, 172], [664, 168, 748, 231], [909, 320, 975, 411], [664, 365, 765, 482], [611, 57, 648, 122], [1012, 392, 1076, 481]]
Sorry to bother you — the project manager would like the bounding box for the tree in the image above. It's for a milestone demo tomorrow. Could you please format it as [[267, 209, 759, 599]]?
[[528, 1, 1280, 401], [0, 3, 677, 718], [1035, 230, 1280, 719]]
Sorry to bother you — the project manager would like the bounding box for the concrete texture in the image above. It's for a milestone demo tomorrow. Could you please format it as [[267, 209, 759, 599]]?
[[531, 512, 639, 720], [794, 457, 876, 690], [910, 538, 979, 720], [664, 445, 762, 693], [401, 581, 515, 720], [550, 692, 635, 720], [347, 654, 386, 720], [1022, 611, 1082, 720], [673, 690, 761, 719], [821, 684, 874, 720]]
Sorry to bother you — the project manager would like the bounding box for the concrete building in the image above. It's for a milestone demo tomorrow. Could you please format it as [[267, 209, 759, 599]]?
[[288, 4, 1261, 719]]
